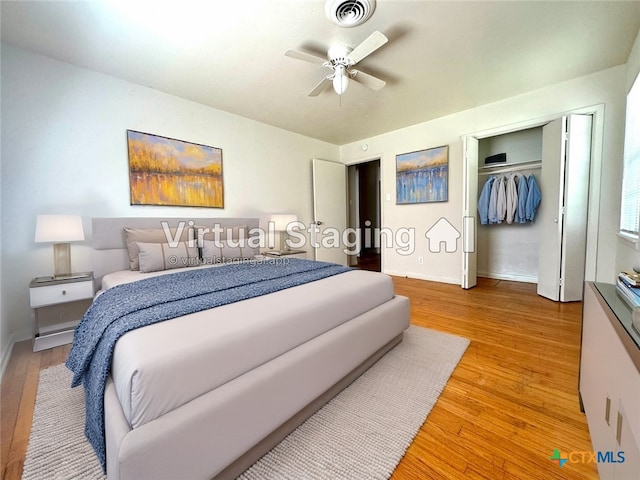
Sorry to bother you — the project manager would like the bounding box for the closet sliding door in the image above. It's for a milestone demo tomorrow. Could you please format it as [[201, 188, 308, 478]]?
[[537, 115, 592, 302]]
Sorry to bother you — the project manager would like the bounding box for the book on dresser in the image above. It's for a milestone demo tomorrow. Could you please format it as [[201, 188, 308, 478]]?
[[616, 277, 640, 309], [619, 271, 640, 288]]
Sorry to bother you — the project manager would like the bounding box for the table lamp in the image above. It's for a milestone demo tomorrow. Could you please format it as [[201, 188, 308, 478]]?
[[35, 214, 85, 278], [270, 214, 297, 252]]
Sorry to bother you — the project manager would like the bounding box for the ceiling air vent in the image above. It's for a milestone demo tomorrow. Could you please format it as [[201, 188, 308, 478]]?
[[325, 0, 376, 28]]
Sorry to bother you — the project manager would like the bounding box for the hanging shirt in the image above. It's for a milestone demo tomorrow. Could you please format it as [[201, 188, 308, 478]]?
[[477, 176, 495, 225], [525, 174, 542, 221], [515, 174, 529, 224], [488, 175, 500, 224], [496, 176, 507, 223], [505, 173, 518, 224]]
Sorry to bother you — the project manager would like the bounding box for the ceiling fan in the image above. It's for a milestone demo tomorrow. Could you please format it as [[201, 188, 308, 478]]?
[[285, 31, 388, 96]]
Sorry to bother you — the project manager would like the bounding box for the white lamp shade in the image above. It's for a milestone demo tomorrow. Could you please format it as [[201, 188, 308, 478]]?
[[333, 65, 349, 95], [270, 214, 298, 231], [35, 215, 85, 243]]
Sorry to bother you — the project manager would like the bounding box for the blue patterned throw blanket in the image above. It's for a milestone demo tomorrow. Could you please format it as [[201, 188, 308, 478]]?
[[65, 258, 350, 471]]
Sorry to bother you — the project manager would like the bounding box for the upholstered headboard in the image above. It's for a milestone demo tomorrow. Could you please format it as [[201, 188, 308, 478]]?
[[91, 217, 260, 289]]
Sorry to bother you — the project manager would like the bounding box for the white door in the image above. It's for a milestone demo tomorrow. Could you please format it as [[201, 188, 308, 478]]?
[[537, 117, 566, 301], [462, 136, 479, 289], [537, 115, 592, 301], [312, 158, 348, 265], [560, 114, 592, 301]]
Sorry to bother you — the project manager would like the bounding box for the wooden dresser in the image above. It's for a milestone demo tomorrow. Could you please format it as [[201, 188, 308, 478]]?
[[580, 282, 640, 479]]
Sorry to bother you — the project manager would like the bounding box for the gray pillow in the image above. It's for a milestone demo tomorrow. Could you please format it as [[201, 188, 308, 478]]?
[[124, 227, 192, 270], [136, 241, 200, 273]]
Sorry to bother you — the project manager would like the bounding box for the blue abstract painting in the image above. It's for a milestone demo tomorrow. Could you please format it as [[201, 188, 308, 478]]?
[[396, 145, 448, 204]]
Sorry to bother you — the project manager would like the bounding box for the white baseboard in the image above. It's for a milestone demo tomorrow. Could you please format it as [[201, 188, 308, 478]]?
[[0, 338, 14, 382], [383, 270, 460, 285], [477, 272, 537, 284], [0, 329, 32, 382]]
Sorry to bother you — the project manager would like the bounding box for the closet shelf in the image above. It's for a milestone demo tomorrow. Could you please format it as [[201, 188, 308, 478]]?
[[478, 160, 542, 175]]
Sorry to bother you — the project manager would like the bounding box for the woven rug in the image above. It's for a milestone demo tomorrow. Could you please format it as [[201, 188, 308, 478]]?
[[23, 325, 469, 480]]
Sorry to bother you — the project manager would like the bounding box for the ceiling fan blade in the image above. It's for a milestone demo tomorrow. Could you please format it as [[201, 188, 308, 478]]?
[[285, 49, 327, 65], [350, 69, 386, 91], [347, 31, 388, 65], [308, 76, 331, 96]]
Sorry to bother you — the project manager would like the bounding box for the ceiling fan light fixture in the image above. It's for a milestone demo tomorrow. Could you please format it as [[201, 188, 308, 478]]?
[[325, 0, 376, 28], [285, 30, 388, 97], [332, 64, 349, 94]]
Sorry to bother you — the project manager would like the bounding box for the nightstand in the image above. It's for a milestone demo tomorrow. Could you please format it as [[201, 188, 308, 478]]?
[[263, 250, 307, 259], [29, 272, 94, 351]]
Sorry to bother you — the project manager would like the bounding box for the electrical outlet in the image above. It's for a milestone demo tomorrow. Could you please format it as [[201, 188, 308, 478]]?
[[418, 256, 424, 265]]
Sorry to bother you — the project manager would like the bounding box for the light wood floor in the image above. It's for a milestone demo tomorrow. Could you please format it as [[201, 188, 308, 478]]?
[[1, 277, 597, 480], [391, 277, 597, 480]]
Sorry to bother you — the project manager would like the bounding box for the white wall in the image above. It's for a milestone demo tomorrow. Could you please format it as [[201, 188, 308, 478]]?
[[340, 66, 627, 285], [0, 44, 339, 368], [2, 36, 636, 373], [617, 28, 640, 274]]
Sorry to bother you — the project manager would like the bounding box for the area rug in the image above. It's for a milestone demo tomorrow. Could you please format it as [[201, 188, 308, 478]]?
[[22, 325, 469, 480]]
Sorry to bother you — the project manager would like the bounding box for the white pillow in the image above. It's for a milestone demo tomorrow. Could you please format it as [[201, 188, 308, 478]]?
[[201, 239, 255, 265], [136, 241, 200, 273], [123, 227, 192, 270]]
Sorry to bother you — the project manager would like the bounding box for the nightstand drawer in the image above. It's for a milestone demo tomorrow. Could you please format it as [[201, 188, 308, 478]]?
[[30, 280, 93, 307]]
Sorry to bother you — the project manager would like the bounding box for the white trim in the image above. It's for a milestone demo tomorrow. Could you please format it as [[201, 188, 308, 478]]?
[[383, 269, 460, 285], [344, 156, 383, 267], [617, 231, 640, 250], [0, 338, 15, 382], [477, 272, 538, 284], [461, 103, 605, 287], [343, 152, 383, 167], [582, 104, 605, 282], [0, 329, 31, 382]]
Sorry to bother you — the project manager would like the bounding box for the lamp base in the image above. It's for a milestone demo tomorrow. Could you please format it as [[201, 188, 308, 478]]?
[[280, 231, 290, 252], [53, 242, 72, 277]]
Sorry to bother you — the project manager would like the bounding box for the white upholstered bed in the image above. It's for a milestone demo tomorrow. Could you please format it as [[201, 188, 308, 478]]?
[[78, 217, 410, 480]]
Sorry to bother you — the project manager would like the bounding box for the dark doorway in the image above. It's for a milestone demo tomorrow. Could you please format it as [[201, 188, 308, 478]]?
[[348, 159, 381, 272]]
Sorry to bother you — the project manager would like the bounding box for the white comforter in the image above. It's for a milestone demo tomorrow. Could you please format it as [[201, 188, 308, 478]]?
[[103, 268, 395, 429]]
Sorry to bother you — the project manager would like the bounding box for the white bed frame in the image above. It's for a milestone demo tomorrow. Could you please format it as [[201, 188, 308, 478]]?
[[91, 217, 410, 480]]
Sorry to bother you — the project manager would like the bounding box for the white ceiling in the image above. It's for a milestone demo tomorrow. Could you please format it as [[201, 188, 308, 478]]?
[[2, 1, 639, 145]]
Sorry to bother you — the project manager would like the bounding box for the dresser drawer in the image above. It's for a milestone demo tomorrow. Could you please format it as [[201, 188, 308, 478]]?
[[30, 280, 93, 307]]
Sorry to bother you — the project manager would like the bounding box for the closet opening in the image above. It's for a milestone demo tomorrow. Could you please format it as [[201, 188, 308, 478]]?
[[463, 113, 596, 302], [477, 127, 543, 285]]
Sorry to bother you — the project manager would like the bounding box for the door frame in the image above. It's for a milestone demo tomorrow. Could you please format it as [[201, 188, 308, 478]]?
[[345, 155, 383, 268], [460, 104, 604, 288]]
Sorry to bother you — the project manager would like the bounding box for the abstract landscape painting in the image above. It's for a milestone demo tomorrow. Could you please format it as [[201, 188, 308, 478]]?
[[127, 130, 223, 207], [396, 145, 448, 204]]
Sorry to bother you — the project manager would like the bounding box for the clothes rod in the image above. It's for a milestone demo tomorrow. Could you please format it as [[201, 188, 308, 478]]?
[[478, 160, 542, 176]]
